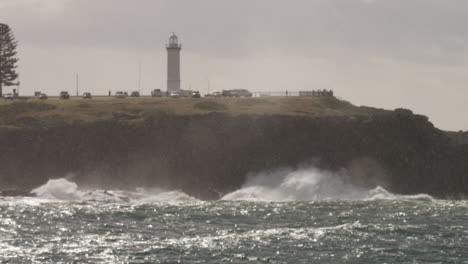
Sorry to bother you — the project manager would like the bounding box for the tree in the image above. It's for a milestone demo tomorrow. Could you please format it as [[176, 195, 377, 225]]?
[[0, 23, 19, 97]]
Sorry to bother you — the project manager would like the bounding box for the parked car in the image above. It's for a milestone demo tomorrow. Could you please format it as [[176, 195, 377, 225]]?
[[39, 93, 48, 100], [222, 89, 253, 97], [177, 89, 192, 97], [151, 89, 163, 97], [115, 91, 127, 98], [169, 90, 181, 98], [60, 91, 70, 99], [131, 91, 140, 97], [3, 93, 14, 100], [192, 91, 201, 98], [205, 91, 221, 97], [83, 92, 92, 99]]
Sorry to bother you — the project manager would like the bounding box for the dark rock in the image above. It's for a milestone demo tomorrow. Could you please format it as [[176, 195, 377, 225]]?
[[0, 112, 466, 200], [0, 189, 33, 197]]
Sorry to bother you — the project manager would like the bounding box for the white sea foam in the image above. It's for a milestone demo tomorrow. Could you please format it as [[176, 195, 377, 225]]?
[[222, 166, 433, 202], [162, 221, 361, 250], [30, 178, 199, 203], [367, 186, 434, 201], [24, 169, 434, 204], [31, 178, 83, 201]]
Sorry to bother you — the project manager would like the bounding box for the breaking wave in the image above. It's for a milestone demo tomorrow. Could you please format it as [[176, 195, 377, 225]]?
[[222, 167, 433, 202], [30, 178, 199, 203], [14, 167, 434, 204]]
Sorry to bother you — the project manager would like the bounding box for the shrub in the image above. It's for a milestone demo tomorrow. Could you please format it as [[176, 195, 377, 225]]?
[[78, 103, 90, 108], [236, 98, 273, 106], [194, 101, 228, 111], [394, 108, 413, 115], [143, 108, 174, 117], [14, 114, 68, 129], [14, 116, 42, 128], [112, 112, 140, 120], [320, 96, 355, 112], [142, 108, 175, 123], [0, 102, 56, 117]]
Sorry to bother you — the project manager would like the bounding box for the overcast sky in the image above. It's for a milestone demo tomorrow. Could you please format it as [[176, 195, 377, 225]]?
[[1, 0, 467, 130]]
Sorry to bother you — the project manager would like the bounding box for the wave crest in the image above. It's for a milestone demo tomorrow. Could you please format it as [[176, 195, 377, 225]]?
[[30, 178, 199, 203], [222, 167, 433, 202]]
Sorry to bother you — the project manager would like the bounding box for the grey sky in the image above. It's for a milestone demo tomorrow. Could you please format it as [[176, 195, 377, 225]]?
[[1, 0, 467, 130]]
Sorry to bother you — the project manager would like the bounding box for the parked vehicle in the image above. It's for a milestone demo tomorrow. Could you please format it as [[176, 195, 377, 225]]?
[[192, 91, 201, 98], [151, 89, 163, 97], [131, 91, 140, 97], [83, 92, 92, 99], [39, 93, 48, 100], [205, 91, 221, 97], [60, 91, 70, 99], [3, 93, 14, 100], [169, 91, 181, 98], [222, 89, 252, 97], [179, 90, 193, 97], [115, 91, 127, 98]]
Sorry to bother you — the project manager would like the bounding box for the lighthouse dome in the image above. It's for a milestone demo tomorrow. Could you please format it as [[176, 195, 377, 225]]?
[[169, 33, 178, 44]]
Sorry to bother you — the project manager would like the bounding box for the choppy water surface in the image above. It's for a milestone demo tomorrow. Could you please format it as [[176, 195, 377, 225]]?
[[1, 173, 468, 263]]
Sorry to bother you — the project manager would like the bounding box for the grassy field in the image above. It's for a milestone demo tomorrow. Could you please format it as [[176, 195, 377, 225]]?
[[0, 96, 384, 129]]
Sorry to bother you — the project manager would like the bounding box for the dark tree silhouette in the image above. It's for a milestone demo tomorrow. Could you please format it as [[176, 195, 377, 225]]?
[[0, 23, 19, 97]]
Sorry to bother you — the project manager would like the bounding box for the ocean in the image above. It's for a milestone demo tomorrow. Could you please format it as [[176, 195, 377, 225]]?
[[1, 167, 467, 263]]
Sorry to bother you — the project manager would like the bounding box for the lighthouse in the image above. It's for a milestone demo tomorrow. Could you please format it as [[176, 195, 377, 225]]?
[[166, 33, 182, 92]]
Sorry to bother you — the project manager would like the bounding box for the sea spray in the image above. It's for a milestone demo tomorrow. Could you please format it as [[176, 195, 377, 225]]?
[[31, 178, 83, 200], [28, 173, 432, 204], [30, 178, 199, 203], [222, 166, 402, 201]]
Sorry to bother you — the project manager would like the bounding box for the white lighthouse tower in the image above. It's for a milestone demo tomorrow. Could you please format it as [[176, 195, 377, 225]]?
[[166, 33, 182, 92]]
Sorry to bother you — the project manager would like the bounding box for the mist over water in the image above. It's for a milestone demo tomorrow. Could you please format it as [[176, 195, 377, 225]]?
[[222, 166, 429, 202], [222, 167, 367, 201], [30, 178, 198, 204], [27, 165, 433, 204]]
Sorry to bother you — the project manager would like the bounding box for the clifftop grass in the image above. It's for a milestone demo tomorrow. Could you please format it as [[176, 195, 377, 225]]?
[[194, 101, 228, 111], [0, 96, 386, 129]]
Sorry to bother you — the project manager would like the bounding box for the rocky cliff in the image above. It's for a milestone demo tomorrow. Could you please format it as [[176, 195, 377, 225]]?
[[0, 102, 466, 199]]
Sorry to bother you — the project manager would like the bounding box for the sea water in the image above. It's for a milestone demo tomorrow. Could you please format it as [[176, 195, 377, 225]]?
[[1, 168, 467, 263]]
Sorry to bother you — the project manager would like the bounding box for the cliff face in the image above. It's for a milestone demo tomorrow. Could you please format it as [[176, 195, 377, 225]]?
[[0, 111, 466, 199], [445, 131, 468, 145]]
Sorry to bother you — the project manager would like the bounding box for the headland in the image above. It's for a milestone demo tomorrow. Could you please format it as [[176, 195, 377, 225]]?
[[0, 96, 466, 199]]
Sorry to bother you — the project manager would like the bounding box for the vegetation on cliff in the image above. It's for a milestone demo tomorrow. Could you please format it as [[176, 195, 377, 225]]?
[[0, 96, 385, 129]]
